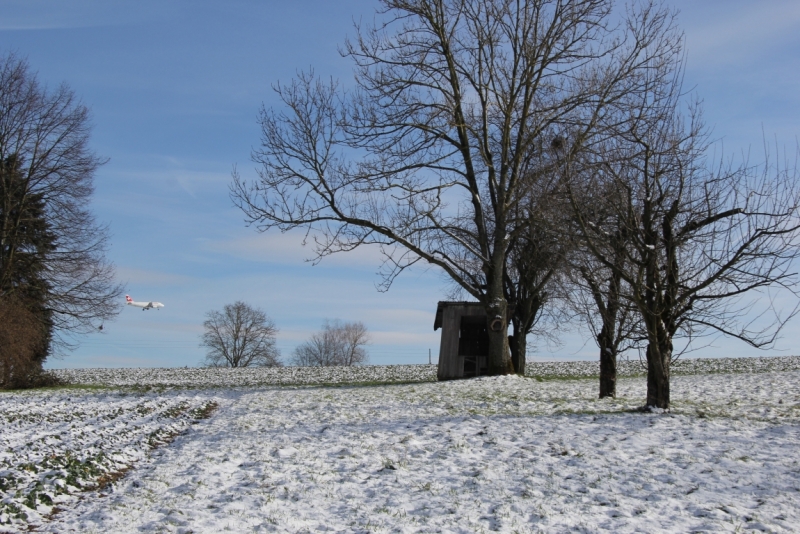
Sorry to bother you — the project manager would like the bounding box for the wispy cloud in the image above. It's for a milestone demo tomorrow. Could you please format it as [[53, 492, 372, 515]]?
[[46, 353, 167, 369], [115, 266, 196, 287], [202, 230, 389, 269], [0, 0, 177, 32], [677, 1, 800, 66], [370, 330, 438, 345]]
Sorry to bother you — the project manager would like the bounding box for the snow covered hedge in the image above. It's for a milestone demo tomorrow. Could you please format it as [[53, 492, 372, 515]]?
[[527, 355, 800, 379]]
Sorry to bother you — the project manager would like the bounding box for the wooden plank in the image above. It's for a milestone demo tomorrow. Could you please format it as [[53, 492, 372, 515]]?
[[439, 307, 460, 379], [437, 303, 487, 380]]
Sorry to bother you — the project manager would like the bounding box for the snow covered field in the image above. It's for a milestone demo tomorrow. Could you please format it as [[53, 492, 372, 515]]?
[[2, 358, 800, 533], [51, 355, 800, 387]]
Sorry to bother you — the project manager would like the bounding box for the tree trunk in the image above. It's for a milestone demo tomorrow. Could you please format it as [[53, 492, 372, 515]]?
[[485, 244, 515, 376], [485, 292, 514, 375], [598, 327, 616, 399], [598, 269, 621, 399], [509, 334, 517, 373], [486, 299, 514, 375], [645, 341, 671, 409], [509, 327, 527, 376], [508, 313, 527, 376], [516, 339, 526, 376]]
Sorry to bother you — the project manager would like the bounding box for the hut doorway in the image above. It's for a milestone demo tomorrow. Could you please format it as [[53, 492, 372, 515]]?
[[459, 315, 489, 377]]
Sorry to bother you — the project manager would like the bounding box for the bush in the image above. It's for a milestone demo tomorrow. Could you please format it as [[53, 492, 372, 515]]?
[[0, 297, 62, 389]]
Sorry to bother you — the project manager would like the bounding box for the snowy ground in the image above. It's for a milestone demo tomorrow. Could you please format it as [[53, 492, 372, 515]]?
[[2, 359, 800, 533]]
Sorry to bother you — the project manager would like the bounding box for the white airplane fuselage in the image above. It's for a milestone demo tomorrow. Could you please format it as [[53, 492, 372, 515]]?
[[126, 295, 164, 311]]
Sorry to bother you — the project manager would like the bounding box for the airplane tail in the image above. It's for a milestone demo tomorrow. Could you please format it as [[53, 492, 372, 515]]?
[[125, 295, 132, 302]]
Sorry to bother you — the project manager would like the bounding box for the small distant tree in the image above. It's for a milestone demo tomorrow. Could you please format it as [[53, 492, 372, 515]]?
[[200, 301, 281, 368], [292, 320, 369, 367]]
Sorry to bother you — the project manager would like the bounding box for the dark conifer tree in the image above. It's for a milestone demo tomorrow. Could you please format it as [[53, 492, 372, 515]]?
[[0, 154, 56, 364]]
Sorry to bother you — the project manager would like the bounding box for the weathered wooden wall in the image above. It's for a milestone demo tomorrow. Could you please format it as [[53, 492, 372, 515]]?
[[436, 303, 486, 380]]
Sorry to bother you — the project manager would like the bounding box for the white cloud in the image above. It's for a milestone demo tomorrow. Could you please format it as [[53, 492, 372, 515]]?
[[202, 229, 390, 269]]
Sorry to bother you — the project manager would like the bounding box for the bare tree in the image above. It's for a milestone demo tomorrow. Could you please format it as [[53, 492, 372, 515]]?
[[567, 57, 800, 409], [291, 320, 369, 367], [558, 165, 644, 398], [503, 166, 574, 374], [232, 0, 681, 376], [568, 241, 643, 398], [0, 52, 124, 357], [201, 301, 281, 368], [446, 156, 575, 374]]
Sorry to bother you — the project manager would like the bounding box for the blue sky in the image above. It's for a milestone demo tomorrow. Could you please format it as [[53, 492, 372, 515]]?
[[1, 0, 798, 368]]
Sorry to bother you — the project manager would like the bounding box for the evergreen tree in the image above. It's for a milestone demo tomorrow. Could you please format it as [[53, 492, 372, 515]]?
[[0, 154, 56, 364]]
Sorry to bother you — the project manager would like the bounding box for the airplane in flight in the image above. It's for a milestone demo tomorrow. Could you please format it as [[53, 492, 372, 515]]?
[[126, 295, 165, 311]]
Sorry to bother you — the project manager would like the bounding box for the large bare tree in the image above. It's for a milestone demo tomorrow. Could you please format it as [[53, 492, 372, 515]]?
[[567, 58, 800, 409], [233, 0, 681, 376], [201, 301, 281, 368], [0, 52, 123, 357]]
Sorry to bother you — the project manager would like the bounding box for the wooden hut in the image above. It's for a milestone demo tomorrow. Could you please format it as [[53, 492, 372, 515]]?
[[434, 301, 489, 380]]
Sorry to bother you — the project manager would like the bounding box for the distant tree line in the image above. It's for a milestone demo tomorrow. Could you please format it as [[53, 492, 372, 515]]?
[[199, 302, 370, 368]]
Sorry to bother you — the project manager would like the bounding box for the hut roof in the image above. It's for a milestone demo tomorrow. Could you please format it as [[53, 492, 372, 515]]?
[[433, 301, 485, 330]]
